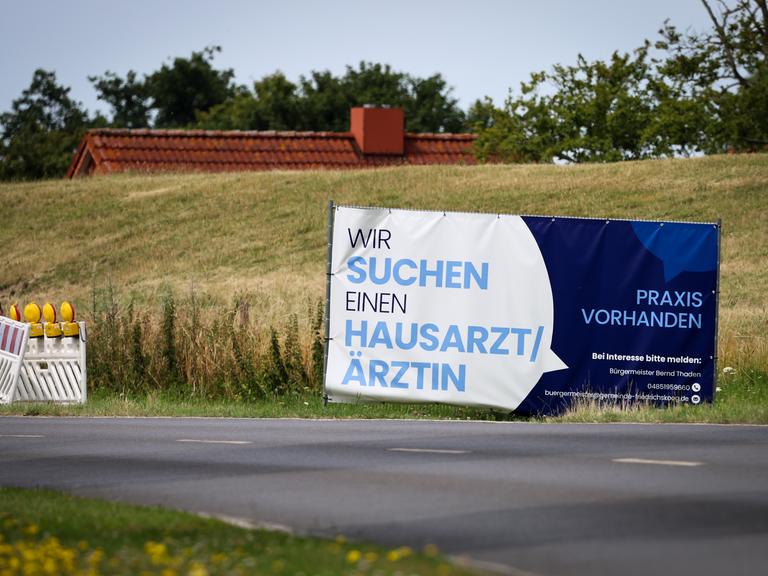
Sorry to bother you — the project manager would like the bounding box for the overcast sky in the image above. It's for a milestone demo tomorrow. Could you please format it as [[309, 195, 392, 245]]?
[[0, 0, 714, 117]]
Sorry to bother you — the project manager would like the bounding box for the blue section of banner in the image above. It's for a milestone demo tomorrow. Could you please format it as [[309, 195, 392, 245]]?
[[518, 217, 719, 415]]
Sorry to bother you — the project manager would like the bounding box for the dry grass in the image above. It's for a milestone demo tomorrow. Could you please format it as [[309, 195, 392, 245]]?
[[1, 155, 766, 405]]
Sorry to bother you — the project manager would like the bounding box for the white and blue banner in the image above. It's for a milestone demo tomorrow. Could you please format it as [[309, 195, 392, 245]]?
[[324, 205, 719, 415]]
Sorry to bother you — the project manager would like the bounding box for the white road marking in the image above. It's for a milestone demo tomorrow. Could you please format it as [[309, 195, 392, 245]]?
[[613, 457, 703, 467], [388, 447, 468, 454], [0, 434, 45, 438], [176, 439, 252, 445]]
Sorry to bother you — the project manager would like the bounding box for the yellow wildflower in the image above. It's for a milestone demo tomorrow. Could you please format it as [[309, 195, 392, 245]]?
[[144, 541, 170, 565], [346, 549, 361, 564], [387, 545, 413, 561], [21, 547, 36, 562], [89, 548, 104, 564], [188, 561, 208, 576]]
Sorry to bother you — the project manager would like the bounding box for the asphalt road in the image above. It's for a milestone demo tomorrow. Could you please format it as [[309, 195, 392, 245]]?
[[1, 417, 767, 575]]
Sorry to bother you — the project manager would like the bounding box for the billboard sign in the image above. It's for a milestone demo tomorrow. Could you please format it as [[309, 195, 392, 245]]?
[[323, 204, 719, 414]]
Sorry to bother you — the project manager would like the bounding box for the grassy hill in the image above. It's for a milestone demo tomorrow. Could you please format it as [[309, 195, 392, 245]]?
[[1, 155, 766, 412]]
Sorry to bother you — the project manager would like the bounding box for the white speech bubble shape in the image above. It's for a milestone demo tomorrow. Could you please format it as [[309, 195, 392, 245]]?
[[326, 208, 567, 412]]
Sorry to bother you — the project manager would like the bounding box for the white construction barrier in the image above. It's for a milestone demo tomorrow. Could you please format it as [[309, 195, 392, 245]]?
[[15, 322, 87, 403], [0, 317, 30, 404]]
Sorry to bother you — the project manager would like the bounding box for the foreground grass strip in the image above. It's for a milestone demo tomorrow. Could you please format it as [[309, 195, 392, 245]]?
[[1, 365, 766, 425], [0, 487, 480, 575], [0, 389, 527, 421]]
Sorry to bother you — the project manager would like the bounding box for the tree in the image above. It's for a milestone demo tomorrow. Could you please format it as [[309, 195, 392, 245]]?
[[655, 0, 768, 151], [146, 46, 236, 128], [476, 49, 657, 163], [298, 62, 466, 132], [195, 91, 262, 130], [90, 47, 236, 129], [196, 72, 302, 130], [89, 70, 151, 128], [252, 72, 302, 130], [720, 63, 768, 147], [195, 61, 467, 133], [476, 0, 768, 162], [296, 69, 352, 131], [465, 98, 496, 131], [404, 74, 466, 133], [0, 69, 94, 180]]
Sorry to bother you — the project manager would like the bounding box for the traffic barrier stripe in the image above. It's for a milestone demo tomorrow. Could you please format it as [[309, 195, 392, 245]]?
[[0, 317, 30, 404], [0, 321, 24, 356]]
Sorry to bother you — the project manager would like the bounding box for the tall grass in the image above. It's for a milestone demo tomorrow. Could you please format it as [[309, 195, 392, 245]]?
[[86, 280, 325, 400]]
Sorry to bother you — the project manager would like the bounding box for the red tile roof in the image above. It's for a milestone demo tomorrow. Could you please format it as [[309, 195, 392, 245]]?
[[67, 128, 477, 177]]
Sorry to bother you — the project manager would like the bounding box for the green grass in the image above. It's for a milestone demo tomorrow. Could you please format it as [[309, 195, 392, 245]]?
[[1, 364, 766, 424], [1, 155, 766, 422], [0, 389, 518, 420], [552, 367, 768, 424], [0, 487, 480, 575]]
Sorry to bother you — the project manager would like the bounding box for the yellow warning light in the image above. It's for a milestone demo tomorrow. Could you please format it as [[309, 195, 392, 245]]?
[[24, 302, 44, 338], [43, 302, 57, 323], [60, 301, 76, 323], [24, 302, 42, 324], [42, 302, 62, 337], [9, 304, 21, 322], [60, 301, 79, 337]]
